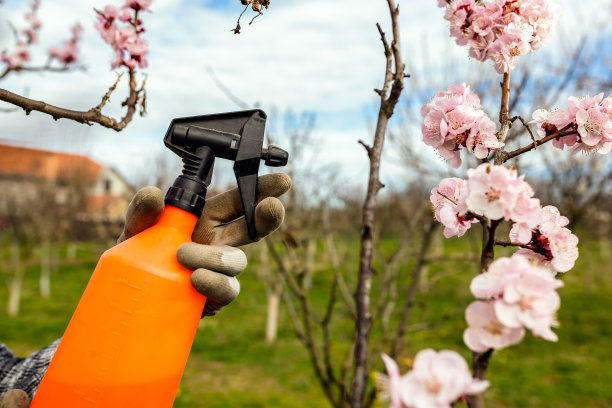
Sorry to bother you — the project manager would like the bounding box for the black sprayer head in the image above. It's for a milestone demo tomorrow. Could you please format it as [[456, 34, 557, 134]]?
[[164, 109, 288, 240]]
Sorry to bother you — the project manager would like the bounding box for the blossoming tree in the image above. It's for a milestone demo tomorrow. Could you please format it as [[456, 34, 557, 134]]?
[[380, 1, 611, 407], [0, 0, 151, 130]]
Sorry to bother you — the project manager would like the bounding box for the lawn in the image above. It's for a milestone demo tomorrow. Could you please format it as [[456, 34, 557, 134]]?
[[1, 235, 611, 407]]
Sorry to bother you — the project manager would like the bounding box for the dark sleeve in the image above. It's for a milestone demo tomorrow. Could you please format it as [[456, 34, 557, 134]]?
[[0, 340, 59, 400]]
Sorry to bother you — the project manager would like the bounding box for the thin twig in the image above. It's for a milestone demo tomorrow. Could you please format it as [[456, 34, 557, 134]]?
[[206, 66, 250, 109], [0, 69, 145, 131], [493, 72, 512, 165], [351, 1, 407, 405], [390, 220, 436, 358], [495, 239, 536, 251], [510, 115, 537, 149], [467, 218, 499, 408], [95, 73, 124, 111], [502, 125, 578, 163], [436, 191, 486, 223]]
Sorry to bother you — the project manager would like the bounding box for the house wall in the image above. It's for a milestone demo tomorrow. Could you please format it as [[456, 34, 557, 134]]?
[[91, 168, 133, 197]]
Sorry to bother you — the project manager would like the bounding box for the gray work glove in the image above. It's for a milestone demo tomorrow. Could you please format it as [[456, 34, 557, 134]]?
[[0, 390, 28, 408], [118, 172, 290, 316]]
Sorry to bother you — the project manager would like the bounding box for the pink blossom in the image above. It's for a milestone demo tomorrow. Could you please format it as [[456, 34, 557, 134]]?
[[421, 84, 499, 167], [119, 9, 134, 22], [440, 0, 559, 73], [540, 205, 569, 228], [396, 349, 489, 408], [470, 254, 564, 342], [48, 42, 79, 65], [48, 23, 83, 66], [471, 256, 520, 299], [125, 0, 153, 11], [464, 164, 523, 220], [512, 205, 579, 273], [531, 93, 612, 154], [464, 301, 525, 352], [494, 263, 563, 341], [95, 6, 120, 44], [574, 93, 612, 153], [1, 44, 31, 69], [508, 181, 541, 243], [531, 107, 579, 150], [466, 116, 503, 159], [22, 28, 39, 44], [379, 354, 405, 408], [538, 222, 579, 273], [430, 178, 477, 238], [521, 0, 561, 51], [95, 2, 151, 70], [22, 1, 42, 45]]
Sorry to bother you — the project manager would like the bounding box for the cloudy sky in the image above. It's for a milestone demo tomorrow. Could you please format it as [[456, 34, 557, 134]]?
[[0, 0, 610, 190]]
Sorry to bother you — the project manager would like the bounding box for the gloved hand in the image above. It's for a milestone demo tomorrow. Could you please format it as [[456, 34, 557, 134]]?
[[118, 172, 290, 315], [0, 173, 290, 408], [0, 390, 28, 408]]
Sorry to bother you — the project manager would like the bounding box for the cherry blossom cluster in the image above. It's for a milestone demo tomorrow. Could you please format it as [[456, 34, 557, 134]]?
[[379, 350, 489, 408], [421, 83, 502, 168], [464, 254, 564, 352], [532, 93, 612, 155], [430, 164, 579, 271], [510, 205, 579, 273], [0, 1, 41, 69], [48, 23, 83, 66], [95, 0, 152, 70], [1, 1, 83, 72], [438, 0, 559, 73], [430, 177, 478, 238]]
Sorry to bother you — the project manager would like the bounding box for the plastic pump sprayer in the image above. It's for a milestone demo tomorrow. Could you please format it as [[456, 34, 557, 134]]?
[[30, 110, 288, 408]]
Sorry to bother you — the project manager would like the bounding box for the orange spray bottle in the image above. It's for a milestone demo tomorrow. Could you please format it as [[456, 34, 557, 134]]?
[[30, 110, 288, 408]]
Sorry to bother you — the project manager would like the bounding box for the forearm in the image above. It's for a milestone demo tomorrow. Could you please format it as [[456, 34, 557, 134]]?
[[0, 340, 59, 400]]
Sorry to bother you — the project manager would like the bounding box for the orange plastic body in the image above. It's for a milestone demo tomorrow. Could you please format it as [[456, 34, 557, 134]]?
[[30, 206, 206, 408]]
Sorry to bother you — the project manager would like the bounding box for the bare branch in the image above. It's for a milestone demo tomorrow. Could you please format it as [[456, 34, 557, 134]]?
[[510, 115, 537, 149], [0, 69, 145, 131], [493, 72, 512, 165], [390, 220, 437, 358], [351, 0, 407, 406], [95, 73, 124, 111], [467, 217, 499, 408], [502, 125, 579, 163], [206, 66, 250, 109]]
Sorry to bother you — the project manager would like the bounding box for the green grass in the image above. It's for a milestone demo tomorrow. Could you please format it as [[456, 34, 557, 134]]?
[[1, 237, 611, 407]]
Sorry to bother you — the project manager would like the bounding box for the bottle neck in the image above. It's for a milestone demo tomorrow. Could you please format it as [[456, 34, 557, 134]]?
[[164, 175, 208, 218], [156, 205, 199, 236]]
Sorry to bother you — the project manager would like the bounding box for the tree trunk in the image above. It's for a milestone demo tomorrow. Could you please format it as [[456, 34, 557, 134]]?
[[265, 288, 280, 344], [8, 243, 24, 316], [67, 242, 78, 260], [40, 241, 51, 298]]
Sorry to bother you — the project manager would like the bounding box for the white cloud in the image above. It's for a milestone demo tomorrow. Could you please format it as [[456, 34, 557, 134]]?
[[0, 0, 610, 189]]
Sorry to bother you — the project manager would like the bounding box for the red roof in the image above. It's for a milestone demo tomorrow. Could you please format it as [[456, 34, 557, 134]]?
[[0, 143, 103, 182]]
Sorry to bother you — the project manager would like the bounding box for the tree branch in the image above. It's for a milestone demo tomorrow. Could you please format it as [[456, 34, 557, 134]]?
[[493, 72, 512, 165], [501, 124, 579, 163], [390, 220, 436, 358], [510, 115, 537, 148], [351, 1, 407, 406], [0, 69, 145, 131], [467, 218, 499, 408]]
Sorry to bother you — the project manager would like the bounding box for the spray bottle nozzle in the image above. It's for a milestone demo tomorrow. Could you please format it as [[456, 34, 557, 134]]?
[[164, 109, 289, 239], [262, 146, 289, 167]]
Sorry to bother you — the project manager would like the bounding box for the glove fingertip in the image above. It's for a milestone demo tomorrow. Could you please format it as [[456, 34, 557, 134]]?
[[255, 197, 285, 237], [122, 186, 165, 240], [258, 173, 292, 199], [0, 389, 29, 408], [191, 269, 240, 306]]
